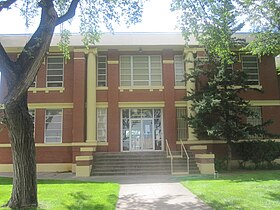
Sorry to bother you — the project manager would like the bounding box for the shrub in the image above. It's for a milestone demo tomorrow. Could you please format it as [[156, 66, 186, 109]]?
[[234, 140, 280, 169]]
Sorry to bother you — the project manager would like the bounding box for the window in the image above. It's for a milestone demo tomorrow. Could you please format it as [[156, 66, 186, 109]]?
[[242, 56, 259, 85], [247, 107, 262, 126], [97, 108, 107, 142], [97, 56, 107, 87], [176, 108, 187, 141], [46, 56, 64, 87], [120, 55, 162, 86], [174, 55, 185, 86], [45, 109, 62, 143]]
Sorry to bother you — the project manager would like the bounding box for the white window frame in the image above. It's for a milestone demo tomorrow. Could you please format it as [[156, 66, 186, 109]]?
[[120, 55, 162, 86], [242, 55, 260, 85], [46, 56, 64, 88], [97, 56, 107, 87], [44, 109, 63, 143], [174, 55, 185, 86], [97, 108, 107, 142]]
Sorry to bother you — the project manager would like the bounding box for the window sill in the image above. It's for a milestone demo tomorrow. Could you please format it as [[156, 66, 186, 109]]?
[[97, 141, 108, 146], [28, 87, 65, 93], [119, 86, 164, 92], [174, 86, 187, 90], [96, 87, 108, 90]]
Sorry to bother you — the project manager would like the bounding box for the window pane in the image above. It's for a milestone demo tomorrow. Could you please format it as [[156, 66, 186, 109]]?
[[97, 56, 107, 87], [45, 109, 62, 143], [242, 56, 259, 85], [176, 108, 187, 141], [97, 108, 107, 142], [47, 56, 64, 88], [120, 55, 162, 87]]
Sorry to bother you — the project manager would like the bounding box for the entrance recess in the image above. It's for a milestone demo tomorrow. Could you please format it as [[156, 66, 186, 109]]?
[[121, 108, 163, 151]]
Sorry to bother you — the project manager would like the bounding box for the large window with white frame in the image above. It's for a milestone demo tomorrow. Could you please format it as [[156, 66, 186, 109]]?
[[176, 107, 187, 141], [120, 55, 162, 86], [97, 56, 107, 87], [174, 55, 185, 86], [45, 109, 63, 143], [242, 55, 260, 85], [46, 56, 64, 87], [97, 108, 107, 142]]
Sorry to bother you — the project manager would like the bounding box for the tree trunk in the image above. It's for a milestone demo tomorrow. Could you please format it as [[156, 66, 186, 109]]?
[[227, 142, 232, 171], [5, 92, 37, 208]]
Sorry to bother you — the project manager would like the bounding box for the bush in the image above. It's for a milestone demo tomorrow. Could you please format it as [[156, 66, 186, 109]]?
[[234, 140, 280, 169]]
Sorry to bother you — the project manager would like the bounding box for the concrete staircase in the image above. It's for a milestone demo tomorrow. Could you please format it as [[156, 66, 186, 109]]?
[[91, 151, 200, 176]]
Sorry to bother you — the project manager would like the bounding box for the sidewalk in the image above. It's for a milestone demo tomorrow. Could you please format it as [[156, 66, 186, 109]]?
[[0, 172, 212, 210]]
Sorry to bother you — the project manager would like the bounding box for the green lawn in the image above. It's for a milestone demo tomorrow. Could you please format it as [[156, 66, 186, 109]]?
[[182, 170, 280, 210], [0, 177, 119, 210]]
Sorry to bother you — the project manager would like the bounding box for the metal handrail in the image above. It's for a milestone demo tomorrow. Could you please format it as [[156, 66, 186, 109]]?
[[165, 139, 174, 174], [180, 139, 190, 174]]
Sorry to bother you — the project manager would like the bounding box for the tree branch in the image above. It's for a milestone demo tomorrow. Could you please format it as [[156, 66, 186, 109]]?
[[0, 0, 17, 12], [4, 0, 58, 105], [0, 42, 16, 84], [56, 0, 80, 26]]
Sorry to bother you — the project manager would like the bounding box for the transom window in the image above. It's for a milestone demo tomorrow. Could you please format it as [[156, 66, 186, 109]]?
[[97, 56, 107, 87], [120, 55, 162, 86], [45, 109, 62, 143], [176, 107, 187, 141], [46, 56, 64, 87], [97, 108, 107, 142], [242, 56, 259, 85], [174, 55, 185, 86]]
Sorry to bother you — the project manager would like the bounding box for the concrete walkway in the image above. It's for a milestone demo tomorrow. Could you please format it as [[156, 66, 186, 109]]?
[[0, 173, 212, 210]]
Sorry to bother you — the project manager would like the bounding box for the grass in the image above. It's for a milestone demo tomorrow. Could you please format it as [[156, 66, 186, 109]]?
[[0, 177, 119, 210], [182, 170, 280, 210]]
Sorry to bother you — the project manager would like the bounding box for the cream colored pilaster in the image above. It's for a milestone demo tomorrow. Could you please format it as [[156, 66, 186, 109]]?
[[184, 49, 198, 141], [86, 48, 97, 143]]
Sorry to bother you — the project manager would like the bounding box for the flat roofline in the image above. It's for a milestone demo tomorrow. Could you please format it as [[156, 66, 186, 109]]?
[[0, 32, 254, 49]]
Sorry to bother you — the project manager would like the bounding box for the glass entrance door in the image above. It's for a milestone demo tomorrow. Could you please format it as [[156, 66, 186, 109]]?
[[130, 119, 154, 151], [121, 108, 163, 152]]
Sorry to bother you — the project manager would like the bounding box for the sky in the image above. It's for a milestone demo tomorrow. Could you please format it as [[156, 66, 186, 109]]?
[[0, 0, 180, 34]]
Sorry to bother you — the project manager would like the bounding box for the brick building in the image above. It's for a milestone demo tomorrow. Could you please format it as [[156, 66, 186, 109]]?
[[1, 33, 280, 176]]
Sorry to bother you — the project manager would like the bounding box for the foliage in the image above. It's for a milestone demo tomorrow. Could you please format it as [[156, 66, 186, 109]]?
[[214, 157, 228, 172], [0, 0, 145, 208], [182, 170, 280, 210], [234, 140, 280, 168], [238, 0, 280, 56], [185, 56, 271, 142], [172, 1, 273, 172], [0, 177, 119, 210]]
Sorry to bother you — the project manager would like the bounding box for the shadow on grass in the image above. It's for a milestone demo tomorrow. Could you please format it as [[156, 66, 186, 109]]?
[[62, 191, 115, 210], [268, 192, 280, 202], [0, 177, 115, 186], [180, 170, 280, 183]]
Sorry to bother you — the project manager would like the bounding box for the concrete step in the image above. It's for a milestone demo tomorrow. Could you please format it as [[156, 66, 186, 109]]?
[[91, 151, 200, 176]]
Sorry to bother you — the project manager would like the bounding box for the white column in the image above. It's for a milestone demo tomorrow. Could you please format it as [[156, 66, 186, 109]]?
[[185, 49, 198, 141], [86, 48, 97, 143]]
